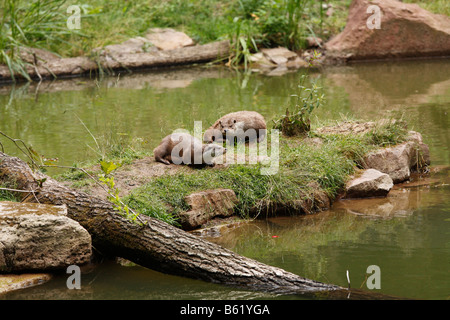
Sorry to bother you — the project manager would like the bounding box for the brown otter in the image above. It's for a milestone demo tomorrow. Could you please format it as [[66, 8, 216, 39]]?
[[203, 111, 267, 144], [153, 132, 226, 166]]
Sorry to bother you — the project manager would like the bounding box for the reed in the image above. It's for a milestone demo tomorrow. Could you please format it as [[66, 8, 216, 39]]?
[[0, 0, 80, 81]]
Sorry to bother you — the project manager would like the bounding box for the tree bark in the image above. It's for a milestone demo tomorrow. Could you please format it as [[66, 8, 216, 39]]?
[[0, 41, 231, 83], [0, 152, 404, 299], [99, 40, 231, 70]]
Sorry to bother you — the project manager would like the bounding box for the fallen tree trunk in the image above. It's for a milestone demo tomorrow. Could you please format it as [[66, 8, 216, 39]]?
[[99, 40, 231, 70], [0, 152, 404, 299], [0, 41, 231, 83]]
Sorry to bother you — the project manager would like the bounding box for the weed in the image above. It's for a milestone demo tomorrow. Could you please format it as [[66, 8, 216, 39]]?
[[98, 160, 143, 224], [273, 68, 326, 136], [0, 184, 20, 202], [0, 0, 83, 81]]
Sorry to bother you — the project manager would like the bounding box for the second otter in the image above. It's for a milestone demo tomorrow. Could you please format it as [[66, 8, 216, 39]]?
[[203, 111, 267, 144]]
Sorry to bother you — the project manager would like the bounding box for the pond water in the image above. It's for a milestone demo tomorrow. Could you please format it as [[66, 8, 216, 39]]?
[[0, 58, 449, 300]]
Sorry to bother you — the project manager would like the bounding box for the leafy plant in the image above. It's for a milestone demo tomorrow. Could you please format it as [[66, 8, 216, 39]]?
[[228, 17, 258, 70], [0, 184, 20, 202], [273, 72, 325, 136], [98, 160, 143, 224]]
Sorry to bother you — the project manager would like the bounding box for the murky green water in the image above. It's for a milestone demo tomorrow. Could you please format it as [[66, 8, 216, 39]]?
[[1, 59, 449, 300]]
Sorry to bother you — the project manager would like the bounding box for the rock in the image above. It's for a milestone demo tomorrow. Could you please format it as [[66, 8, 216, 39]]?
[[101, 37, 159, 56], [298, 181, 332, 213], [344, 169, 394, 198], [250, 47, 308, 73], [178, 189, 238, 230], [261, 47, 299, 65], [100, 28, 195, 58], [145, 28, 195, 51], [189, 218, 248, 238], [325, 0, 450, 62], [315, 120, 381, 135], [249, 52, 276, 67], [0, 273, 52, 294], [363, 131, 430, 183], [251, 181, 331, 217], [0, 201, 92, 272], [99, 29, 195, 57]]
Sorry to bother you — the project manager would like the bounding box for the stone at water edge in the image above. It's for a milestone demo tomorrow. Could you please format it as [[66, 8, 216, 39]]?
[[344, 169, 394, 199], [363, 131, 430, 183], [178, 189, 238, 230], [0, 201, 92, 272]]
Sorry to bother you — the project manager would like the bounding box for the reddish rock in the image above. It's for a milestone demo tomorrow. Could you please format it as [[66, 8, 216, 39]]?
[[325, 0, 450, 62], [178, 189, 238, 230]]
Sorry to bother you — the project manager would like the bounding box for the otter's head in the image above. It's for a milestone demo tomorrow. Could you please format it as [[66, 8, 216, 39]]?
[[219, 119, 244, 135]]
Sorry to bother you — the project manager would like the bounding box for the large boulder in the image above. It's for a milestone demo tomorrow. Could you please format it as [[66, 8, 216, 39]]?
[[325, 0, 450, 62], [363, 131, 430, 183], [344, 169, 394, 198], [0, 201, 92, 272], [178, 189, 238, 230]]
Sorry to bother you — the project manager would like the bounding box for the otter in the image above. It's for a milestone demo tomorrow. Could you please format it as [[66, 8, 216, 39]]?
[[153, 132, 226, 166], [203, 111, 267, 144]]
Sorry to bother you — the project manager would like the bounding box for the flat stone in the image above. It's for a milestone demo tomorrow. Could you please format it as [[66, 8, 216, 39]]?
[[261, 47, 299, 65], [145, 28, 195, 51], [344, 169, 394, 198]]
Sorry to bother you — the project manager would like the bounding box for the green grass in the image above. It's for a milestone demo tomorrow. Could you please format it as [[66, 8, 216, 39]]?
[[404, 0, 450, 16], [0, 183, 20, 202], [0, 189, 18, 202]]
